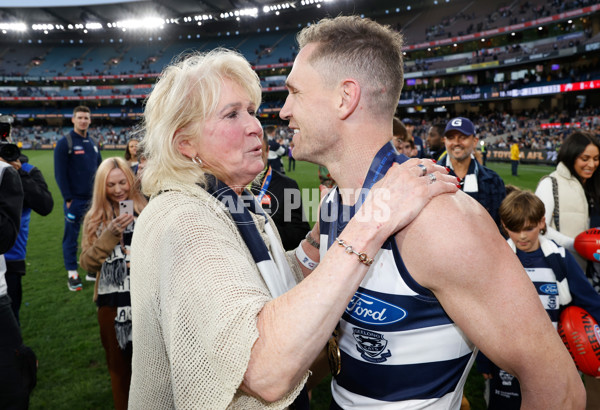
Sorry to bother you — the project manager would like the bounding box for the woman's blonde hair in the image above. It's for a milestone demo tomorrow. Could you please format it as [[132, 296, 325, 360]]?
[[82, 157, 147, 250], [139, 48, 262, 196]]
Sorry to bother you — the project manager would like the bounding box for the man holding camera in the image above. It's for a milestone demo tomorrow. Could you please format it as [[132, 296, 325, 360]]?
[[0, 115, 53, 320], [54, 106, 102, 291]]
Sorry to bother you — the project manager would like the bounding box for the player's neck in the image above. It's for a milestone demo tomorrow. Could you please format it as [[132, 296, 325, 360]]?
[[328, 141, 390, 206]]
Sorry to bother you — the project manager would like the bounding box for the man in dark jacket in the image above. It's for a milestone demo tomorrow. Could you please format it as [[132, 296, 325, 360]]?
[[3, 150, 53, 320], [437, 117, 506, 231], [0, 160, 35, 410], [54, 105, 102, 291], [252, 135, 310, 251]]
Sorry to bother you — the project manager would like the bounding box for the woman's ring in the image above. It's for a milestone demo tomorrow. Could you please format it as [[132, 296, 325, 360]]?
[[428, 173, 437, 184], [417, 164, 427, 177], [117, 223, 122, 228]]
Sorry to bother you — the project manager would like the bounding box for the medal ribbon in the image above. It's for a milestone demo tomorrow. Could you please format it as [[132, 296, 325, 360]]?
[[320, 141, 406, 249]]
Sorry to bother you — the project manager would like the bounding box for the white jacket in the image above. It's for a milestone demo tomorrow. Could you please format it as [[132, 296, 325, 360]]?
[[536, 161, 588, 270]]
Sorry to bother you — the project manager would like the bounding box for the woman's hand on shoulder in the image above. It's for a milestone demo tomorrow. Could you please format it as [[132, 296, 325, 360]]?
[[357, 158, 458, 242], [108, 213, 134, 236]]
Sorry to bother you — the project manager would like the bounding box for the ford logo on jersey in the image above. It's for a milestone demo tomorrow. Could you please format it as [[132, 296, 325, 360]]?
[[346, 292, 407, 325], [540, 284, 558, 295]]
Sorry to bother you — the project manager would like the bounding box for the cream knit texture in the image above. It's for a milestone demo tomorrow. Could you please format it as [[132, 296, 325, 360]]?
[[129, 178, 306, 409]]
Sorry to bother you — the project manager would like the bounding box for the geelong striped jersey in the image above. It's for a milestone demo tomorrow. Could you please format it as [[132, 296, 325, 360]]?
[[318, 142, 477, 409]]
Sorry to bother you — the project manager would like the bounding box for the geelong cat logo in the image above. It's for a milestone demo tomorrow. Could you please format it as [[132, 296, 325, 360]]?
[[346, 292, 407, 325], [353, 328, 392, 363]]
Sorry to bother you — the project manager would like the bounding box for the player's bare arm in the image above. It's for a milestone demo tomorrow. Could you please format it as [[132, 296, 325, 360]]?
[[395, 191, 585, 410]]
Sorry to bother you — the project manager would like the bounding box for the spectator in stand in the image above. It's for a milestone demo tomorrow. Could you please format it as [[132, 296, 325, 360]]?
[[54, 105, 102, 291], [0, 116, 53, 321], [438, 117, 506, 230], [392, 117, 420, 157], [124, 138, 139, 171], [287, 140, 296, 172], [265, 125, 286, 173], [480, 140, 488, 166], [425, 121, 446, 161], [392, 116, 407, 150], [510, 136, 520, 176], [402, 117, 424, 158]]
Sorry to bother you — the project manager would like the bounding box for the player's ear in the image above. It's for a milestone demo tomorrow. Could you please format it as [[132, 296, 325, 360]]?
[[338, 79, 360, 120]]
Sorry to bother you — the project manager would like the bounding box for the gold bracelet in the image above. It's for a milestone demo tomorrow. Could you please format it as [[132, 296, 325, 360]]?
[[305, 231, 320, 250], [335, 237, 374, 266]]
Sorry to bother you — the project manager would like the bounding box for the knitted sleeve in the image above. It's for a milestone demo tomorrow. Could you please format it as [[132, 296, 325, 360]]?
[[129, 187, 306, 409]]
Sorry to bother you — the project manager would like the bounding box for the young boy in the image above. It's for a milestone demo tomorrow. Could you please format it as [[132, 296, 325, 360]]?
[[478, 188, 600, 409]]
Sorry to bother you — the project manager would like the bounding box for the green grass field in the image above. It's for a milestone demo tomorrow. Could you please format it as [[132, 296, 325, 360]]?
[[17, 150, 552, 409]]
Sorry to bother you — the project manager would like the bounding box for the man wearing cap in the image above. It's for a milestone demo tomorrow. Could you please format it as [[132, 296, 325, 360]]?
[[438, 117, 506, 230]]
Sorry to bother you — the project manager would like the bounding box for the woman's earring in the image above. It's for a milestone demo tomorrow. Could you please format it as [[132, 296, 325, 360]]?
[[192, 156, 203, 167]]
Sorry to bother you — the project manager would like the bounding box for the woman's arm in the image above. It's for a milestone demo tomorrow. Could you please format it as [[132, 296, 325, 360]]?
[[79, 227, 120, 272], [79, 213, 134, 271], [241, 160, 459, 402]]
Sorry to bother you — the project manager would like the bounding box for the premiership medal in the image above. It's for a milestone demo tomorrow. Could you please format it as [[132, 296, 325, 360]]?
[[328, 329, 341, 376]]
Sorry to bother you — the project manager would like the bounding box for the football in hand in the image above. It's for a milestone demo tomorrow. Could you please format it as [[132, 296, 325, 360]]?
[[557, 306, 600, 377]]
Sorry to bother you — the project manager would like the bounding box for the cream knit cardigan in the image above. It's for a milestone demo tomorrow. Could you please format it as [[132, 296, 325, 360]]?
[[129, 178, 307, 409]]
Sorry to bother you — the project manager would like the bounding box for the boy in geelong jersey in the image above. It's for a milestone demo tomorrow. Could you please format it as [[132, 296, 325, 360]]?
[[279, 15, 584, 409], [478, 188, 600, 409]]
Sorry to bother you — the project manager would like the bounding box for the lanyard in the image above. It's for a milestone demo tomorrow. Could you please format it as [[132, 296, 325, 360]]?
[[256, 166, 272, 202]]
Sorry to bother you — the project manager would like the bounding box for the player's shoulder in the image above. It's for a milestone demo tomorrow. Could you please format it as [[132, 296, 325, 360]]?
[[399, 190, 494, 245]]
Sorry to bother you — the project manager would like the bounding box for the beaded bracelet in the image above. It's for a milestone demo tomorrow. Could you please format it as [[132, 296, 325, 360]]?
[[304, 231, 320, 250], [335, 237, 374, 266]]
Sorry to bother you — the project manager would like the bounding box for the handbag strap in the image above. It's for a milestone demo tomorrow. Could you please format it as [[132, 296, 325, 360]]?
[[549, 176, 560, 231]]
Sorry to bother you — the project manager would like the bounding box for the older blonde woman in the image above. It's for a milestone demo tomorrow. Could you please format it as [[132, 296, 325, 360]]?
[[128, 48, 457, 409]]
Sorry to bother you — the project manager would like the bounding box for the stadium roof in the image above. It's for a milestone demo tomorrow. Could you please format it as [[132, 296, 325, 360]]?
[[0, 0, 298, 28]]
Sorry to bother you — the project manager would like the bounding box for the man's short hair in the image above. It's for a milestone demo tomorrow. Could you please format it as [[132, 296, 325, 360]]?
[[297, 15, 404, 118], [73, 105, 90, 115]]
